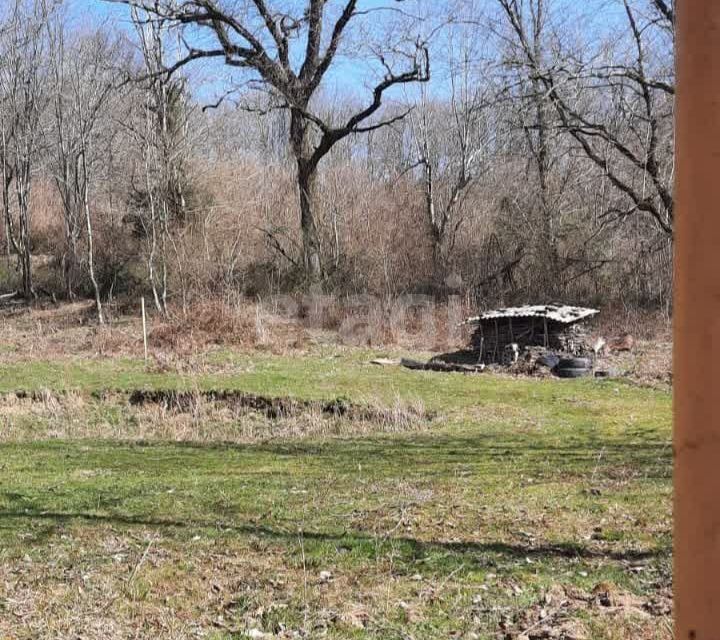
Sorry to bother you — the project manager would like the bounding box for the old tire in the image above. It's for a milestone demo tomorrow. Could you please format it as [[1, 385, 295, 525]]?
[[537, 354, 560, 369], [556, 367, 591, 379], [559, 357, 591, 369]]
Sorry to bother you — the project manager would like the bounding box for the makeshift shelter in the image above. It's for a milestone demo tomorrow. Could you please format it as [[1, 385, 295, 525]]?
[[465, 305, 599, 364]]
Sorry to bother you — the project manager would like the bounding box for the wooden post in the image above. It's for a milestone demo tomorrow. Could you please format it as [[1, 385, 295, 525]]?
[[675, 3, 720, 636], [141, 296, 148, 363], [494, 318, 499, 362]]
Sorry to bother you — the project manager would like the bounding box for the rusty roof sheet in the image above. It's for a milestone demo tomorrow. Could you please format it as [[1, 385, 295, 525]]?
[[465, 305, 599, 325]]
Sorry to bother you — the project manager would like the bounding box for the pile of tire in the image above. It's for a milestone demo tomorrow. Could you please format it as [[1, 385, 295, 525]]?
[[555, 357, 592, 378]]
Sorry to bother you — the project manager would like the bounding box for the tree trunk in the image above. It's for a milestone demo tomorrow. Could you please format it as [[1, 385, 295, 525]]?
[[528, 6, 560, 298], [290, 108, 322, 284], [1, 126, 12, 265], [62, 215, 80, 301], [16, 173, 33, 300], [2, 173, 13, 266], [81, 149, 103, 324], [21, 244, 31, 299], [297, 161, 322, 282], [533, 87, 559, 294], [58, 170, 81, 302], [421, 158, 445, 279]]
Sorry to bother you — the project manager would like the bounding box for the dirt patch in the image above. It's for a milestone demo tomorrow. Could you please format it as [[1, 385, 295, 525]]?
[[499, 582, 672, 640], [428, 338, 672, 388], [594, 338, 672, 388]]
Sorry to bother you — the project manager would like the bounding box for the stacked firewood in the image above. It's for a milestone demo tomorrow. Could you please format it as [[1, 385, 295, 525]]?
[[470, 317, 587, 364]]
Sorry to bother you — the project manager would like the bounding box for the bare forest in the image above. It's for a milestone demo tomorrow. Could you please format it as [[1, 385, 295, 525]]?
[[0, 0, 675, 320]]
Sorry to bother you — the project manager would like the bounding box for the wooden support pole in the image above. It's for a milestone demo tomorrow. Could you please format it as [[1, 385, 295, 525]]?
[[494, 319, 499, 362], [675, 3, 720, 637], [141, 296, 148, 363]]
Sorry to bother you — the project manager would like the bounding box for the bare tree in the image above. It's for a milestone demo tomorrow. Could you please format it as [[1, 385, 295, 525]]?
[[494, 0, 571, 295], [52, 26, 124, 324], [407, 19, 494, 284], [129, 7, 192, 315], [0, 0, 57, 299], [107, 0, 430, 284], [497, 0, 674, 236]]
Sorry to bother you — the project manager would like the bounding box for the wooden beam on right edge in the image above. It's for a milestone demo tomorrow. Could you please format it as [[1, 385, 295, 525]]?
[[674, 2, 720, 637]]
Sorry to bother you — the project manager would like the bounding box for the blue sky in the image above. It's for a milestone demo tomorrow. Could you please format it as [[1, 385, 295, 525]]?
[[66, 0, 632, 108], [68, 0, 443, 104]]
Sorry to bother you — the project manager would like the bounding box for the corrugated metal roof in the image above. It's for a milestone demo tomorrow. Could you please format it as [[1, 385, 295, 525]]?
[[465, 305, 599, 325]]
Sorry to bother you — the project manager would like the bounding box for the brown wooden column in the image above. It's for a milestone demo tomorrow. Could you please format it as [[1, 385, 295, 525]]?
[[675, 2, 720, 637]]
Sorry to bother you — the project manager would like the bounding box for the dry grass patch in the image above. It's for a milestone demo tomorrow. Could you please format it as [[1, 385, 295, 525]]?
[[0, 525, 671, 640], [0, 389, 432, 443]]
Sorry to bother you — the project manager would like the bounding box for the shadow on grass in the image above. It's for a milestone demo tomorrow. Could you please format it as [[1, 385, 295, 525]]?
[[110, 433, 672, 479], [0, 434, 671, 575], [230, 441, 668, 485], [0, 508, 669, 565]]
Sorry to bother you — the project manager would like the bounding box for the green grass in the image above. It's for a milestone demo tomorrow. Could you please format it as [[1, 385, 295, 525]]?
[[0, 350, 672, 639], [0, 348, 667, 413]]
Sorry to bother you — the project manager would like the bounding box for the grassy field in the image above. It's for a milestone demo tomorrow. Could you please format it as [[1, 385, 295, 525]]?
[[0, 348, 672, 639]]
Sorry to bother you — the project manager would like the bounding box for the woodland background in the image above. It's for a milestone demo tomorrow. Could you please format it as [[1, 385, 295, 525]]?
[[0, 0, 675, 325]]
